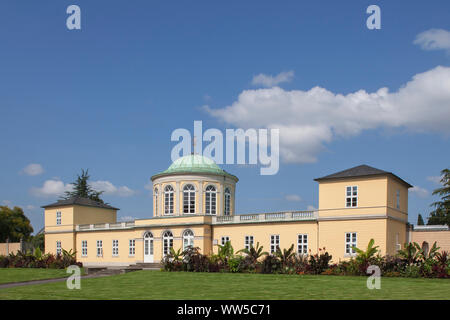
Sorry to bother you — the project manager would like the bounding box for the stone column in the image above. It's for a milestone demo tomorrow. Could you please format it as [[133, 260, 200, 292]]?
[[175, 181, 180, 215], [218, 183, 223, 216]]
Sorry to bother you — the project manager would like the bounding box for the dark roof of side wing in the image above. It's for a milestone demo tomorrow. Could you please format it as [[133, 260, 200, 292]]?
[[41, 197, 119, 210], [314, 164, 413, 188]]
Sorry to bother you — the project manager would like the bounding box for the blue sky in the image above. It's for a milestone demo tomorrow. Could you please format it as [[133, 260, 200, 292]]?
[[0, 1, 449, 233]]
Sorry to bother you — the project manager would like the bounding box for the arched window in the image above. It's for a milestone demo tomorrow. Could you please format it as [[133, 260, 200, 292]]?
[[164, 185, 174, 215], [163, 231, 173, 256], [144, 232, 154, 258], [183, 184, 195, 214], [154, 188, 158, 216], [205, 185, 217, 215], [183, 229, 194, 250], [224, 188, 231, 216]]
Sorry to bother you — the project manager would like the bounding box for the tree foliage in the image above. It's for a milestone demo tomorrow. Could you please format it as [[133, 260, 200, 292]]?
[[417, 214, 424, 225], [63, 169, 105, 203], [0, 206, 34, 242], [427, 168, 450, 226]]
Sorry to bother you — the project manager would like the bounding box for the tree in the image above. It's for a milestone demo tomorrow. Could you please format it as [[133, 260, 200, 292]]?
[[63, 169, 105, 203], [31, 233, 45, 251], [417, 214, 425, 225], [427, 168, 450, 226], [0, 206, 34, 242]]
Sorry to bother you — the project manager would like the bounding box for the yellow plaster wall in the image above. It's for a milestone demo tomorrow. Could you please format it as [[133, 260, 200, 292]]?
[[318, 177, 388, 217], [73, 206, 117, 225], [212, 221, 318, 255], [318, 218, 387, 262], [45, 232, 75, 254], [386, 218, 407, 255]]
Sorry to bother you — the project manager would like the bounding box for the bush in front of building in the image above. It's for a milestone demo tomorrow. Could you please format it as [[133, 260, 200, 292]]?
[[0, 248, 82, 269], [161, 240, 449, 278]]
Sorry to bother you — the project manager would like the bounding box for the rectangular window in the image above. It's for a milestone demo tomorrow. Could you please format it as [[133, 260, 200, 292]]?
[[129, 239, 135, 256], [112, 240, 119, 256], [81, 240, 87, 256], [56, 211, 61, 225], [244, 236, 254, 250], [56, 241, 61, 255], [96, 240, 103, 257], [221, 236, 230, 246], [396, 189, 400, 209], [297, 234, 308, 255], [346, 186, 358, 208], [345, 232, 357, 255], [270, 235, 280, 254]]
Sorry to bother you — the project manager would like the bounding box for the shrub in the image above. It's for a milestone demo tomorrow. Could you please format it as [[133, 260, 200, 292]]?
[[308, 248, 332, 274], [182, 247, 209, 272], [261, 254, 281, 274]]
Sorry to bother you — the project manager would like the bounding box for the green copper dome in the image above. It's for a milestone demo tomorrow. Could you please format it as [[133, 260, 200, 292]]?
[[151, 154, 238, 181]]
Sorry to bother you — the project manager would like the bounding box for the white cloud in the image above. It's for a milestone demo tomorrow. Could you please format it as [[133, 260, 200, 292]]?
[[414, 29, 450, 52], [21, 163, 44, 176], [90, 180, 136, 197], [30, 180, 74, 197], [31, 179, 135, 198], [306, 205, 317, 211], [427, 175, 443, 185], [251, 71, 294, 87], [1, 200, 12, 206], [410, 186, 429, 198], [284, 194, 302, 202], [26, 205, 36, 210], [206, 66, 450, 163]]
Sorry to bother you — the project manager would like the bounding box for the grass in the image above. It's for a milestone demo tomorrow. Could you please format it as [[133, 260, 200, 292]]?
[[0, 270, 449, 299], [0, 268, 70, 285]]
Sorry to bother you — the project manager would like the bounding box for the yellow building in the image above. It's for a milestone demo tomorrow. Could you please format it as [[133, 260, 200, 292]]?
[[43, 155, 413, 266]]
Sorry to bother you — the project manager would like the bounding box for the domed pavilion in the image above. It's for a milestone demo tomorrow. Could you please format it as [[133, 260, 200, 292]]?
[[151, 154, 238, 217]]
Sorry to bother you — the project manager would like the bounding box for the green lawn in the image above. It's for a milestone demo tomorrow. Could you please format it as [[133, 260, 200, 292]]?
[[0, 270, 449, 299], [0, 268, 70, 285]]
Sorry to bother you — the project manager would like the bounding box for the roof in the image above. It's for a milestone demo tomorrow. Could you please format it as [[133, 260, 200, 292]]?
[[314, 164, 413, 188], [151, 154, 238, 181], [41, 197, 119, 210]]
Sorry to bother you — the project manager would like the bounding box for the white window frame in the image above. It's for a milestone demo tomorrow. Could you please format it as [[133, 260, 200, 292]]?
[[56, 241, 62, 255], [183, 184, 196, 214], [224, 188, 231, 216], [164, 185, 174, 215], [346, 186, 358, 208], [183, 229, 194, 250], [129, 239, 135, 256], [297, 234, 308, 255], [81, 240, 87, 257], [345, 232, 357, 255], [205, 185, 217, 215], [112, 239, 119, 257], [163, 231, 173, 256], [56, 211, 61, 225], [244, 236, 254, 250], [270, 235, 280, 254], [96, 240, 103, 257], [221, 236, 230, 246]]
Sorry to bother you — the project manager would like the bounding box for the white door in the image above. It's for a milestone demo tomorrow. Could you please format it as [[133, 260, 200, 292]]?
[[144, 233, 154, 263]]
